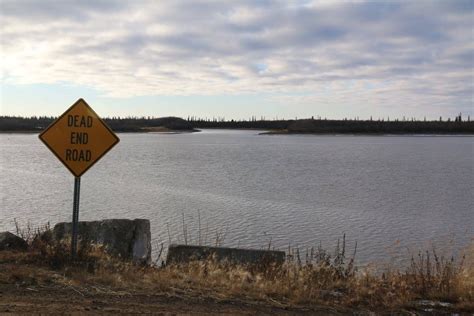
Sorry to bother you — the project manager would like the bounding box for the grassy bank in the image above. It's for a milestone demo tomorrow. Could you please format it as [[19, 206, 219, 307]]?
[[1, 228, 473, 314]]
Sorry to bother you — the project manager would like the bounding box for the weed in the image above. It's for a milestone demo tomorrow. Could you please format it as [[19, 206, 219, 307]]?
[[2, 224, 472, 312]]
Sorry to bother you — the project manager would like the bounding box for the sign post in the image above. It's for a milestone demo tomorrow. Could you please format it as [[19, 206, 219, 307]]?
[[39, 98, 119, 257], [71, 177, 81, 256]]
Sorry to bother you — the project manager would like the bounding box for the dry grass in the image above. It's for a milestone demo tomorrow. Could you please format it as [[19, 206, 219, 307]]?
[[2, 226, 473, 313]]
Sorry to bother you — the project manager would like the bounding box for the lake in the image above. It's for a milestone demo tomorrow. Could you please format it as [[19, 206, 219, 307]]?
[[1, 130, 473, 266]]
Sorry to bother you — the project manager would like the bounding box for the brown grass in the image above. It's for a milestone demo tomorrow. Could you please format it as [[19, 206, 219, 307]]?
[[2, 226, 473, 313]]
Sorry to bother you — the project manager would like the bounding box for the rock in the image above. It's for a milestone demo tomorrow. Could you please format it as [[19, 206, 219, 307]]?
[[131, 219, 152, 264], [167, 244, 285, 266], [415, 300, 453, 308], [0, 232, 28, 251], [53, 219, 151, 264]]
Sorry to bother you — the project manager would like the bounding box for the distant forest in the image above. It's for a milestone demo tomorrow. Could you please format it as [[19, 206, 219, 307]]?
[[1, 114, 473, 134]]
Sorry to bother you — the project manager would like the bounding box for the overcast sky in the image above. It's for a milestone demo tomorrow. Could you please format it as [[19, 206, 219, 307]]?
[[1, 0, 473, 119]]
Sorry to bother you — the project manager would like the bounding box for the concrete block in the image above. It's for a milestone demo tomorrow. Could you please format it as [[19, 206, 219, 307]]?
[[0, 232, 28, 251], [53, 219, 151, 264]]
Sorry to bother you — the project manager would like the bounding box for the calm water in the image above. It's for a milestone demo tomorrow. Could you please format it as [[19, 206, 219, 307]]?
[[1, 130, 473, 266]]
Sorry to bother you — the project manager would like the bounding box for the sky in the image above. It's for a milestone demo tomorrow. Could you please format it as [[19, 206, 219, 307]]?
[[1, 0, 473, 120]]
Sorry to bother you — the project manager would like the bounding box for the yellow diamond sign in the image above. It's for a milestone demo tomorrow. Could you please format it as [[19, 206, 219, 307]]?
[[39, 98, 119, 177]]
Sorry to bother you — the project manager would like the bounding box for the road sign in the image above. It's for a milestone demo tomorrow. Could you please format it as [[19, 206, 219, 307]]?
[[39, 98, 119, 257], [39, 98, 119, 177]]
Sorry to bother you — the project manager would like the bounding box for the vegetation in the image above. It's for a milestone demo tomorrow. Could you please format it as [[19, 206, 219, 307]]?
[[278, 118, 474, 134], [0, 116, 54, 132], [188, 114, 474, 135], [1, 115, 473, 134], [1, 225, 473, 314], [0, 116, 195, 132]]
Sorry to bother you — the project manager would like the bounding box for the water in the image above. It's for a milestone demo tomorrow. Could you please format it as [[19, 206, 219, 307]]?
[[1, 130, 473, 266]]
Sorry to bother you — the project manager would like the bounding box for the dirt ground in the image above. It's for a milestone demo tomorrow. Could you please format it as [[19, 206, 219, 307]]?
[[3, 284, 466, 315], [0, 284, 347, 315]]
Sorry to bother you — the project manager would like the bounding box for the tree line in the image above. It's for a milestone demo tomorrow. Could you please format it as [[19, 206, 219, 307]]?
[[0, 114, 473, 134]]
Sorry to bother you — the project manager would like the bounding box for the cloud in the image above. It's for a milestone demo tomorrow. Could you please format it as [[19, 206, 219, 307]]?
[[1, 0, 473, 113]]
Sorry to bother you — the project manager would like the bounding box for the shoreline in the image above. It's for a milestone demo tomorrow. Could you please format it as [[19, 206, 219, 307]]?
[[2, 128, 473, 136], [259, 130, 474, 136], [0, 129, 201, 134]]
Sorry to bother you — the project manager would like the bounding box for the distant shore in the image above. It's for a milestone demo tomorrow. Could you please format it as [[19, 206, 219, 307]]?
[[2, 116, 473, 134], [140, 126, 200, 133], [0, 129, 201, 134], [260, 130, 474, 136], [2, 128, 474, 136]]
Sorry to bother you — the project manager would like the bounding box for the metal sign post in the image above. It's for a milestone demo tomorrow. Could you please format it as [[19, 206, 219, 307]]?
[[71, 177, 81, 257], [39, 98, 119, 258]]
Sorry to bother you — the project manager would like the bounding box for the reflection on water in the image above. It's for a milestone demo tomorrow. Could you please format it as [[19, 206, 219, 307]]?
[[1, 130, 473, 266]]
